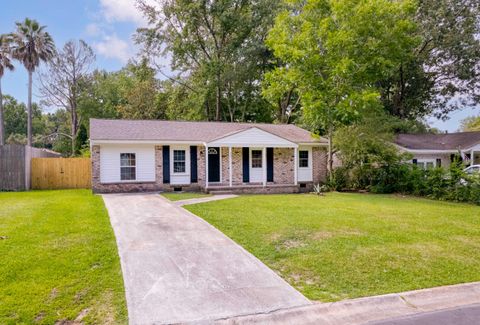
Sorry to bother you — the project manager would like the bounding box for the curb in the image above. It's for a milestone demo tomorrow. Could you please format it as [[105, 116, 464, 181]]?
[[215, 282, 480, 324]]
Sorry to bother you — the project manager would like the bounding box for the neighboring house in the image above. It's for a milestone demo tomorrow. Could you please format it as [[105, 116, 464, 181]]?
[[395, 132, 480, 169], [89, 119, 329, 193]]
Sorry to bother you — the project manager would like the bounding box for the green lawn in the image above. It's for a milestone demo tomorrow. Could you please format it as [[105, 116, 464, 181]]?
[[161, 192, 212, 201], [0, 190, 127, 324], [186, 192, 480, 302]]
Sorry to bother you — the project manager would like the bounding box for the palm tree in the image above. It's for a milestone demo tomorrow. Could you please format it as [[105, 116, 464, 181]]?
[[11, 18, 55, 147], [0, 34, 14, 146]]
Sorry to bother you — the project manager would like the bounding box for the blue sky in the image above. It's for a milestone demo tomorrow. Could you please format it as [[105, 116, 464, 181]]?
[[1, 0, 477, 132]]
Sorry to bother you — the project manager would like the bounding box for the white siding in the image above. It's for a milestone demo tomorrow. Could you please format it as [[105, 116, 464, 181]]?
[[208, 127, 296, 147], [297, 146, 313, 182], [100, 144, 155, 183]]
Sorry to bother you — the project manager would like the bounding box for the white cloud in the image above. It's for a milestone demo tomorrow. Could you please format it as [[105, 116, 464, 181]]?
[[93, 35, 132, 64], [85, 23, 101, 36], [99, 0, 156, 26]]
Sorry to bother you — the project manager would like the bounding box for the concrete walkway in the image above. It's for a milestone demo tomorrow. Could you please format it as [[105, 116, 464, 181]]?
[[174, 194, 238, 206], [102, 193, 310, 325], [217, 281, 480, 324]]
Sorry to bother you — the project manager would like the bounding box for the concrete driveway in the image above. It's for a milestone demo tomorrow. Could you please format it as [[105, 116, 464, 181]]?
[[102, 193, 310, 325]]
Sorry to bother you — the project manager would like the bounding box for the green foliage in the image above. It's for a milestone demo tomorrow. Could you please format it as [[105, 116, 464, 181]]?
[[460, 115, 480, 132], [137, 0, 280, 122], [380, 0, 480, 119]]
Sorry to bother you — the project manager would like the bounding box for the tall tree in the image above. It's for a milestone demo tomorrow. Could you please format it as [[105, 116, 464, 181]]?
[[136, 0, 279, 121], [38, 40, 94, 155], [264, 0, 418, 173], [0, 34, 15, 146], [11, 18, 55, 147], [380, 0, 480, 119]]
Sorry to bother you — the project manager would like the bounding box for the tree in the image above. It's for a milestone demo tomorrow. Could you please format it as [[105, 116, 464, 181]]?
[[136, 0, 279, 121], [11, 18, 55, 146], [2, 95, 46, 145], [39, 40, 95, 155], [0, 34, 15, 146], [380, 0, 480, 119], [265, 0, 418, 174], [460, 116, 480, 132]]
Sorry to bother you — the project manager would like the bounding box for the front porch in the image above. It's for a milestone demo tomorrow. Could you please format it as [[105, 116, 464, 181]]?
[[198, 127, 324, 192]]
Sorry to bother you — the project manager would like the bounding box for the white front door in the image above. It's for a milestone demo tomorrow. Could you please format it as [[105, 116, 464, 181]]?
[[250, 148, 263, 183]]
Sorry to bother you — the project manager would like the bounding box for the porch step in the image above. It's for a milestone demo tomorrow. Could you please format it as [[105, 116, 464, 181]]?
[[207, 189, 234, 195]]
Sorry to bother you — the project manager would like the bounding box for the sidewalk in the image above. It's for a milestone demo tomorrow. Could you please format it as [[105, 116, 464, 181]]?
[[216, 282, 480, 324]]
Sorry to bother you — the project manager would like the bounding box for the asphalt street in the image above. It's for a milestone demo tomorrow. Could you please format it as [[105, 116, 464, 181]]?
[[370, 303, 480, 325]]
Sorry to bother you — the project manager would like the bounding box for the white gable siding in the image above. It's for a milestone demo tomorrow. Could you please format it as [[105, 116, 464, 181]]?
[[207, 127, 296, 147], [100, 144, 155, 183]]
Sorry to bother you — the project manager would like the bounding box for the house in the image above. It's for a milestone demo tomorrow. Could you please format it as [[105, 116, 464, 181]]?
[[395, 132, 480, 169], [89, 119, 329, 193]]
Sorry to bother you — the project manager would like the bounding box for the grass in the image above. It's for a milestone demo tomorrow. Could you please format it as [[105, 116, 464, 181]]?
[[0, 190, 127, 324], [186, 192, 480, 302], [161, 192, 212, 201]]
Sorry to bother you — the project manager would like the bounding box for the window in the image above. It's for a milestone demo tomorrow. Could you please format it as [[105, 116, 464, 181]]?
[[415, 159, 436, 170], [120, 153, 136, 180], [173, 150, 186, 173], [299, 150, 309, 168], [251, 150, 262, 168]]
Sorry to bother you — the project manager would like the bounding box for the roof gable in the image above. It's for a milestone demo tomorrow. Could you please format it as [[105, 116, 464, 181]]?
[[207, 127, 296, 147]]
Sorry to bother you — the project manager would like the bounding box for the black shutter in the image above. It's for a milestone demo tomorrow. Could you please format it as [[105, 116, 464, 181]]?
[[242, 147, 249, 183], [267, 147, 274, 182], [163, 145, 170, 184], [412, 159, 417, 165], [190, 146, 198, 183], [436, 158, 441, 167]]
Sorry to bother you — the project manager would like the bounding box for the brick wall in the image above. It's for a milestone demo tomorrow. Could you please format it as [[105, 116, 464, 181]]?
[[197, 146, 206, 188], [313, 147, 328, 184], [273, 148, 295, 184]]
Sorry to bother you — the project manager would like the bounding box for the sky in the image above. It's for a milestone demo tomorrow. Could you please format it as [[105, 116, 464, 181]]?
[[1, 0, 477, 132]]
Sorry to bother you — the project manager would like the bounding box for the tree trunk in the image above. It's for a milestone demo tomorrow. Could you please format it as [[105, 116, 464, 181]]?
[[215, 73, 221, 121], [327, 125, 334, 179], [71, 107, 77, 157], [0, 79, 4, 146], [27, 70, 33, 147]]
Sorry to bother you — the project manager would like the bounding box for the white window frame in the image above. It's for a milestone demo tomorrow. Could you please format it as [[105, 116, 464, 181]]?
[[172, 149, 187, 175], [298, 149, 310, 168], [250, 149, 263, 169], [120, 153, 136, 181], [415, 159, 436, 170]]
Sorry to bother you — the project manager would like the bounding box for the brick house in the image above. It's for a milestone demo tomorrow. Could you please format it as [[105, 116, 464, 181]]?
[[395, 132, 480, 169], [89, 119, 329, 193]]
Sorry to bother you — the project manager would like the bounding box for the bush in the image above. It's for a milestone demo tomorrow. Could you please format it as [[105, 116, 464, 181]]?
[[328, 159, 480, 205]]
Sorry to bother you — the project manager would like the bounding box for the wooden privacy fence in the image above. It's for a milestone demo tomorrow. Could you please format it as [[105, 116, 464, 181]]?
[[1, 145, 61, 191], [31, 158, 91, 190]]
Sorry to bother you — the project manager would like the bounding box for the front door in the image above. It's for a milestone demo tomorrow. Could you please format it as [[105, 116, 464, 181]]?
[[208, 147, 220, 182], [250, 148, 263, 183]]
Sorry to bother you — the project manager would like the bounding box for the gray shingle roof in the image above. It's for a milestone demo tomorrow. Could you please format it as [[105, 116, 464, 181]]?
[[395, 132, 480, 150], [90, 119, 326, 144]]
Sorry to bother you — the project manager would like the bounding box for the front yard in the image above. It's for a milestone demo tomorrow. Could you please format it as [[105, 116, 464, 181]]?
[[186, 192, 480, 302], [0, 190, 127, 324]]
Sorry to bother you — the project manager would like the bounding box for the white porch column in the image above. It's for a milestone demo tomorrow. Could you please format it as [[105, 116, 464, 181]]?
[[205, 145, 209, 189], [294, 146, 298, 185], [262, 147, 267, 186], [229, 146, 233, 187], [471, 149, 474, 166]]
